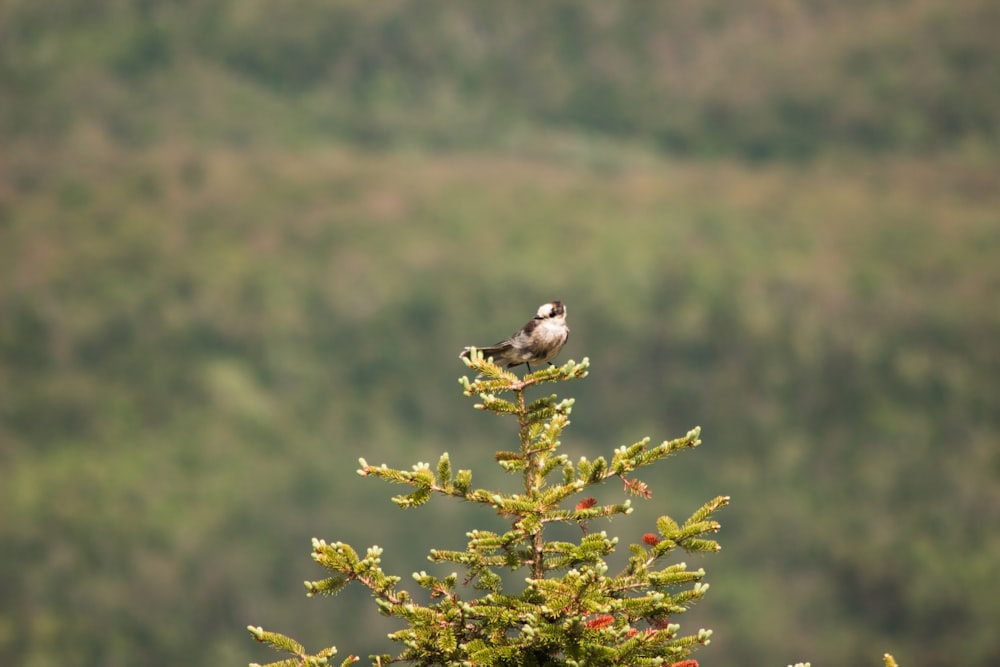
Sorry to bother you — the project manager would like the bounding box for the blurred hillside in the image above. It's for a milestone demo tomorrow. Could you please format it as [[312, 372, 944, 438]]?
[[4, 0, 999, 157], [2, 2, 999, 667]]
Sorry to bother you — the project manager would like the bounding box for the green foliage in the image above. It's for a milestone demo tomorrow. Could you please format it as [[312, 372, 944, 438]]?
[[3, 4, 999, 665], [2, 139, 997, 665], [250, 359, 725, 666], [3, 1, 1000, 157], [247, 625, 345, 667], [3, 137, 996, 666]]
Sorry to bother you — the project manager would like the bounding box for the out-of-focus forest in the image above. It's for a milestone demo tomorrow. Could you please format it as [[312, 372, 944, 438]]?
[[2, 1, 998, 666]]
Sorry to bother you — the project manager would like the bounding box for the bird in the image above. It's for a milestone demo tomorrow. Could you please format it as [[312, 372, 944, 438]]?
[[460, 301, 569, 372]]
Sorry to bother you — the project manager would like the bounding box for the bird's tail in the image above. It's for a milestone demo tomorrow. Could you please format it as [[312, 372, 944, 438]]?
[[460, 343, 511, 361]]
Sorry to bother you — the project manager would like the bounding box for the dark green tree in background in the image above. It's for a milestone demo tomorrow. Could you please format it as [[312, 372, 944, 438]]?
[[249, 355, 726, 666]]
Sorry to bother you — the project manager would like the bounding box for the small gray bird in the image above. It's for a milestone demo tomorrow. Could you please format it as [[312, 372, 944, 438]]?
[[460, 301, 569, 371]]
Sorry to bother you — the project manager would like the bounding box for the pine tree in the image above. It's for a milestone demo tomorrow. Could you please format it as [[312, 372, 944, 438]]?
[[249, 353, 728, 667]]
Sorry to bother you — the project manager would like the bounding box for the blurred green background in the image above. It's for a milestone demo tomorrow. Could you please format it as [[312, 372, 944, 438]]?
[[2, 1, 999, 666]]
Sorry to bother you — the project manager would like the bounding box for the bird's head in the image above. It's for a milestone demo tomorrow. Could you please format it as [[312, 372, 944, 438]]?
[[536, 301, 566, 320]]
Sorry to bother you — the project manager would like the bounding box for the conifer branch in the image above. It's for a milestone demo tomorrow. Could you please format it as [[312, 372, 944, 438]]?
[[247, 625, 346, 667], [251, 357, 727, 666]]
